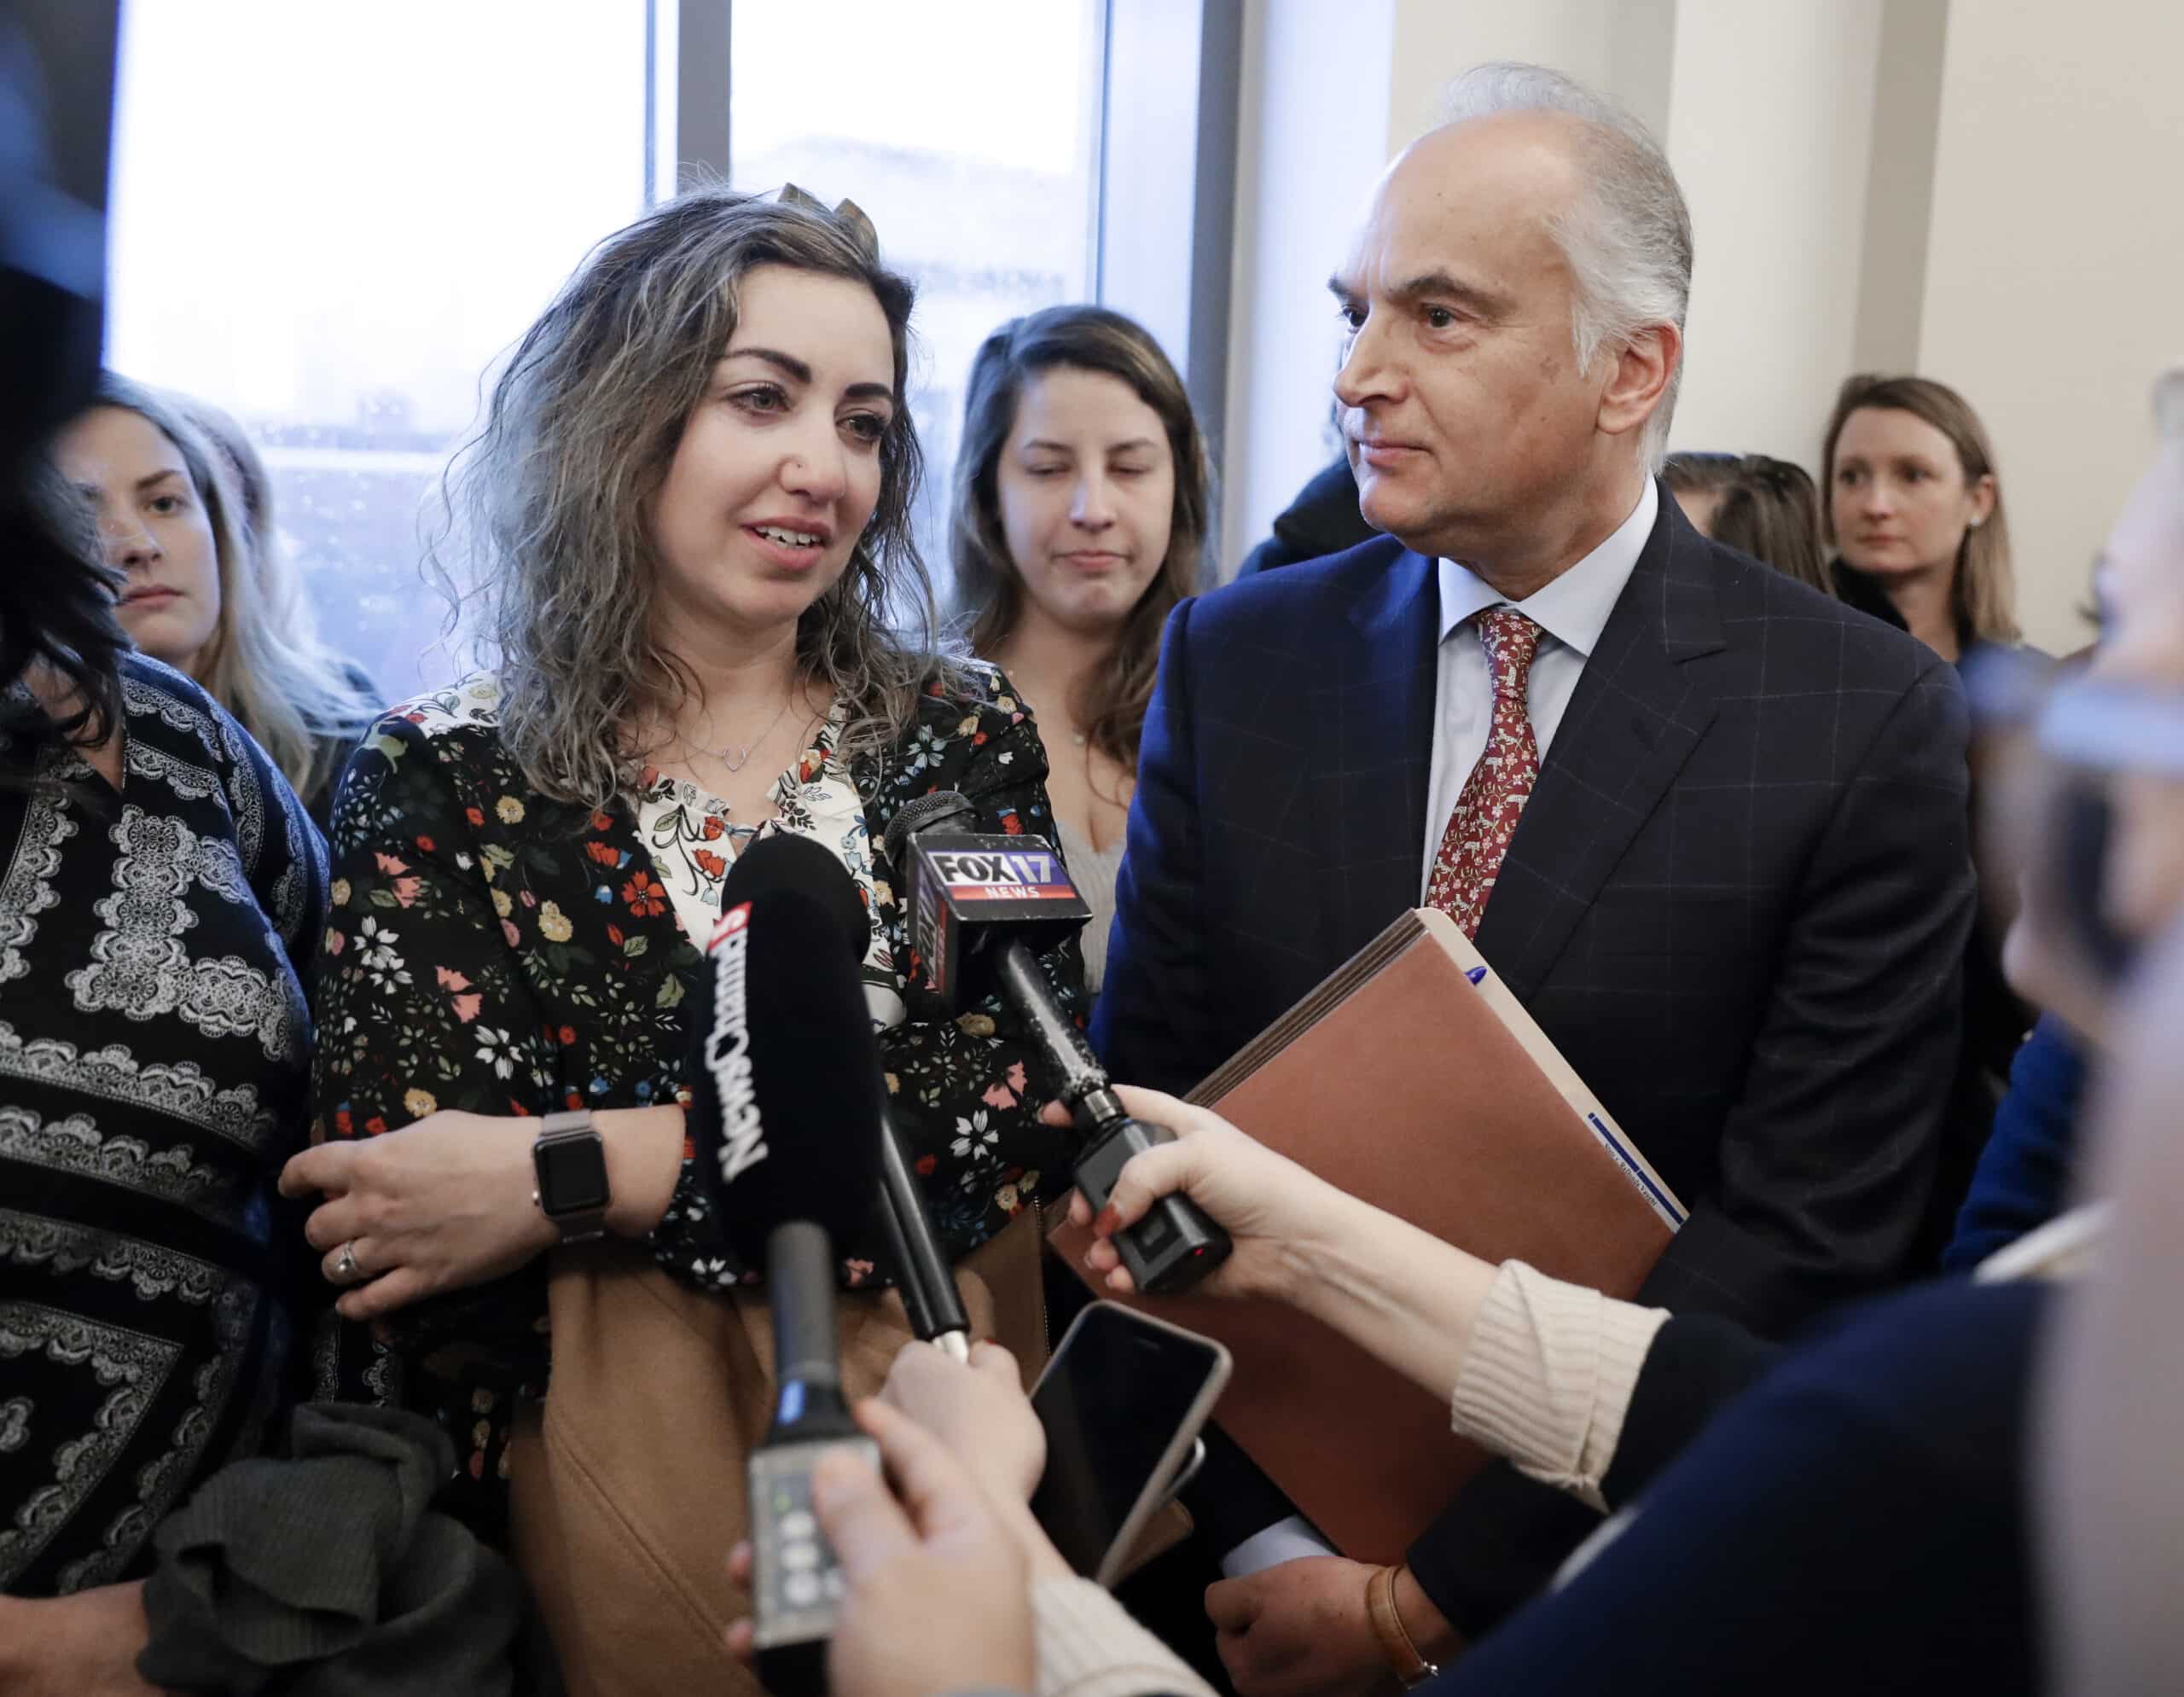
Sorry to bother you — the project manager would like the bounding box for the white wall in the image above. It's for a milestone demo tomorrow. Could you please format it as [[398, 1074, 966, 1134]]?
[[1662, 0, 1885, 466], [1221, 0, 1393, 570], [1917, 0, 2184, 652], [1385, 0, 1623, 154]]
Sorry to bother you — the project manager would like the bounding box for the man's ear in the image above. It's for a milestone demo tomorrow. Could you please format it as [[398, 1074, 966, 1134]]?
[[1598, 322, 1680, 445]]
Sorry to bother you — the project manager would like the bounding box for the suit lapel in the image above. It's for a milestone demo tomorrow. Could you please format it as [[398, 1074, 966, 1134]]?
[[1475, 491, 1724, 1003], [1321, 548, 1440, 963]]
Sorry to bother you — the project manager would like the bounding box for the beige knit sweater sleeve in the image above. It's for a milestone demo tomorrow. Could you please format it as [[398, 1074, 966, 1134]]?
[[1023, 1259, 1669, 1697], [1032, 1574, 1218, 1697], [1448, 1258, 1670, 1512]]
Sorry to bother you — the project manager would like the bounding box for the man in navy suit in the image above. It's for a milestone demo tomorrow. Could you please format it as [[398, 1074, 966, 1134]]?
[[1094, 64, 1973, 1693]]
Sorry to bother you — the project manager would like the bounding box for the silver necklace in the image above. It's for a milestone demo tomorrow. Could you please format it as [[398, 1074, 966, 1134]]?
[[684, 696, 793, 776]]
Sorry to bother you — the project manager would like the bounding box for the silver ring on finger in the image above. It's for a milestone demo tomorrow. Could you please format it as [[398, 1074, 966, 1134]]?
[[334, 1240, 362, 1284]]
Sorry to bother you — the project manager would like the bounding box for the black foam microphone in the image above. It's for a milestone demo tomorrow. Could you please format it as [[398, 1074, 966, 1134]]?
[[721, 835, 973, 1358], [881, 793, 1231, 1297], [693, 840, 889, 1697]]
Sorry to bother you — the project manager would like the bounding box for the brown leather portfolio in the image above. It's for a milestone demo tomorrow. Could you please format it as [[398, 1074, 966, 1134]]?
[[1049, 907, 1685, 1563]]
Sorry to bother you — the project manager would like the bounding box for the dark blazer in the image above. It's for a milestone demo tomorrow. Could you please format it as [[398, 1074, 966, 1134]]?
[[1099, 491, 1972, 1328], [1438, 1281, 2046, 1697], [1094, 491, 1977, 1628], [1829, 555, 2038, 1263]]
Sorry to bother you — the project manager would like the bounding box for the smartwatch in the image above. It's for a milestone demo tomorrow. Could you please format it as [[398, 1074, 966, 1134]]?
[[531, 1110, 611, 1243]]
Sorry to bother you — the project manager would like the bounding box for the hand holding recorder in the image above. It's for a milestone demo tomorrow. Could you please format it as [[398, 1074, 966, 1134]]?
[[726, 1393, 1039, 1697], [700, 834, 1014, 1693]]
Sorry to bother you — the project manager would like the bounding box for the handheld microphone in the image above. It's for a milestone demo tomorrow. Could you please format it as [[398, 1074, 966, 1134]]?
[[878, 1103, 973, 1359], [696, 839, 891, 1696], [881, 793, 1231, 1297], [720, 835, 974, 1360]]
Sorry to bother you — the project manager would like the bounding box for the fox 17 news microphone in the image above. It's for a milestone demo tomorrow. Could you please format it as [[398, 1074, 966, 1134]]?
[[685, 835, 900, 1696], [882, 792, 1230, 1295]]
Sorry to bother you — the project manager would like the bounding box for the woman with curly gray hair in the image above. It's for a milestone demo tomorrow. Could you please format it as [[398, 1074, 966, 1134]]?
[[281, 186, 1085, 1556]]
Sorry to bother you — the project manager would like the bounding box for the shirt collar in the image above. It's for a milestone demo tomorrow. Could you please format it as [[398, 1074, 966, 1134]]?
[[1436, 477, 1658, 658]]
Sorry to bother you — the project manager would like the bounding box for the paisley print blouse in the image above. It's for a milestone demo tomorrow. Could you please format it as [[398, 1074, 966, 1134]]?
[[0, 656, 326, 1595], [308, 665, 1087, 1538]]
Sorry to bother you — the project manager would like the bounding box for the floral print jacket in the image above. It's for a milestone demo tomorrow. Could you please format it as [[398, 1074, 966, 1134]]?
[[308, 664, 1087, 1537]]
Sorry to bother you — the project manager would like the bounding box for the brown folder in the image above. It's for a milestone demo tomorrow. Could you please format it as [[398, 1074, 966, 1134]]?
[[1049, 908, 1685, 1563]]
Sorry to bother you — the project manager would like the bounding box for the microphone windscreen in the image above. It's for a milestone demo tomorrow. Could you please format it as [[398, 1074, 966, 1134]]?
[[879, 788, 979, 871], [722, 832, 868, 964], [688, 879, 886, 1268]]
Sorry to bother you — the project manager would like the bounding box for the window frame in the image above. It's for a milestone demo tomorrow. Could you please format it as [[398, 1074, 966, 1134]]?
[[668, 0, 1244, 550]]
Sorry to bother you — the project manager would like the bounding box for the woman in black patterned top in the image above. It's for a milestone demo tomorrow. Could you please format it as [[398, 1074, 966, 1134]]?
[[279, 186, 1085, 1540], [0, 469, 324, 1647]]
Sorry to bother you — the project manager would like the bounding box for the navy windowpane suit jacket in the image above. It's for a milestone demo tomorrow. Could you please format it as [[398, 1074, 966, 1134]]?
[[1090, 489, 1976, 1633]]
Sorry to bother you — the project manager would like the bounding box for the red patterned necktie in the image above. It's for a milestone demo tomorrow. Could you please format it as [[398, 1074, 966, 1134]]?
[[1426, 607, 1545, 939]]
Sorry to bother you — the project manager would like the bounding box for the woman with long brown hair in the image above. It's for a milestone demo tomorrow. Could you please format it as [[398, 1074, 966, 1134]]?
[[950, 305, 1212, 994], [1822, 373, 2032, 1257], [1821, 374, 2021, 660]]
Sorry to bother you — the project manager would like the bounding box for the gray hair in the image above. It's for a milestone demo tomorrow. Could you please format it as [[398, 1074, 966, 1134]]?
[[1440, 62, 1693, 465], [431, 185, 956, 808]]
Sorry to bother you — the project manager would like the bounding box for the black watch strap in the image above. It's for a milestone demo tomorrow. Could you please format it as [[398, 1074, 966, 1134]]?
[[532, 1109, 610, 1244]]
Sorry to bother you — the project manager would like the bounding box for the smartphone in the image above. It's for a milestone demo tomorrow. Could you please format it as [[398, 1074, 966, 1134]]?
[[1030, 1301, 1232, 1586]]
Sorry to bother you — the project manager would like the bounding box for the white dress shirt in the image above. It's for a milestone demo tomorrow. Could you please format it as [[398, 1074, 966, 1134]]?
[[1420, 479, 1658, 898]]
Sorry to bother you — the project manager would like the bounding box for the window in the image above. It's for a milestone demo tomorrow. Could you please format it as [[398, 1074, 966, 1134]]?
[[105, 1, 649, 699], [726, 0, 1105, 585], [103, 1, 1221, 698]]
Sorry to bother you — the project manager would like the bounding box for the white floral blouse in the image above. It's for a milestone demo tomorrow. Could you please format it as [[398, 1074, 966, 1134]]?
[[632, 701, 907, 1029]]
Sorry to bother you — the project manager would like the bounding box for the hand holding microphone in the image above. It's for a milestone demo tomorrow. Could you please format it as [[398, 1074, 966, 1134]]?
[[689, 837, 901, 1695], [1045, 1086, 1364, 1303], [725, 1395, 1037, 1697], [1053, 1086, 1508, 1417], [883, 792, 1232, 1295], [878, 1339, 1048, 1508]]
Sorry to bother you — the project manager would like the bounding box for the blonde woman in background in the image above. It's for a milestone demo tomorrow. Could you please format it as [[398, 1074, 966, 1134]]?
[[53, 375, 379, 825], [1821, 373, 2022, 662], [1820, 373, 2036, 1258]]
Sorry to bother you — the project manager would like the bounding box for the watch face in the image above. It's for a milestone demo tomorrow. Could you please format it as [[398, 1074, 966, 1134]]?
[[537, 1133, 610, 1214]]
